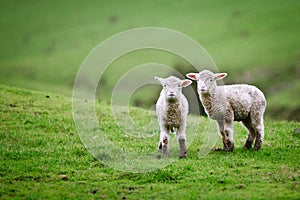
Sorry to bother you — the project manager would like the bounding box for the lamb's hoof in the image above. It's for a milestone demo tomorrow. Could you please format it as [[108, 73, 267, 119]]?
[[223, 147, 234, 152], [213, 146, 233, 152], [212, 147, 223, 151], [157, 154, 169, 159], [162, 152, 169, 157], [253, 146, 261, 151], [179, 154, 187, 159], [254, 140, 262, 151], [243, 141, 253, 150], [223, 142, 234, 152], [243, 145, 251, 150]]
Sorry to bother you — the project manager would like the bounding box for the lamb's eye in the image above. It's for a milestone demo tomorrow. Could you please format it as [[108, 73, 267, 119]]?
[[209, 79, 213, 82], [178, 84, 181, 87], [163, 84, 167, 88]]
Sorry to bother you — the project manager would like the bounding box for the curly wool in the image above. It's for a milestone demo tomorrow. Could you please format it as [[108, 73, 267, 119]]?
[[163, 100, 182, 132], [155, 76, 192, 157], [201, 84, 266, 121], [187, 70, 266, 151]]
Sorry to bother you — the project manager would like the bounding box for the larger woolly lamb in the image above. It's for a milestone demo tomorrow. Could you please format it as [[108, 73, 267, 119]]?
[[155, 76, 192, 158], [186, 70, 266, 151]]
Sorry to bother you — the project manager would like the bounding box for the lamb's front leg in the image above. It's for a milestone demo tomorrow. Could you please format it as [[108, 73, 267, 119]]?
[[177, 125, 187, 158], [158, 127, 170, 157], [217, 120, 234, 152], [224, 119, 234, 151]]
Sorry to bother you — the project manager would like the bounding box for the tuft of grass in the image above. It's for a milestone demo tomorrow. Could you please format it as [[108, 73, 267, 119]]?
[[0, 84, 299, 199]]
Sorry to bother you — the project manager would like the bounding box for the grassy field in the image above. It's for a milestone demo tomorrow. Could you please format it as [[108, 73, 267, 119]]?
[[0, 1, 300, 198], [1, 84, 299, 199], [0, 1, 300, 120]]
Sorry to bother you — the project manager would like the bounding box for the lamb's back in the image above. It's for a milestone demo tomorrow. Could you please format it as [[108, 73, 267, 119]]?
[[221, 84, 264, 121]]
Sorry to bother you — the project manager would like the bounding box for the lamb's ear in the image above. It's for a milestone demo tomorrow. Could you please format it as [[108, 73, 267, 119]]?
[[214, 73, 227, 80], [181, 79, 192, 87], [154, 76, 164, 84], [186, 73, 199, 80]]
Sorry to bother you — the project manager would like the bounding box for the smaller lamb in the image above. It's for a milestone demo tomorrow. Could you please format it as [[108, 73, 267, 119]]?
[[154, 76, 192, 158], [186, 70, 266, 151]]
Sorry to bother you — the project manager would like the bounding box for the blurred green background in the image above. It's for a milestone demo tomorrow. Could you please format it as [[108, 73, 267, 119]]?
[[0, 0, 299, 121]]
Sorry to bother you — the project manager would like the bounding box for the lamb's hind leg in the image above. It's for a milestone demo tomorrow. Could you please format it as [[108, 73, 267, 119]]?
[[251, 110, 265, 150], [253, 119, 264, 150], [242, 117, 256, 149], [243, 113, 264, 150]]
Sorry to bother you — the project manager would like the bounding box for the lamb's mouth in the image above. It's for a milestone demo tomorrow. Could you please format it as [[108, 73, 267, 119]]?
[[167, 96, 177, 102]]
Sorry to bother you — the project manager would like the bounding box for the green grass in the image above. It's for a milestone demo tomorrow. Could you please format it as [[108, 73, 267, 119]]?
[[0, 0, 300, 120], [1, 84, 299, 199]]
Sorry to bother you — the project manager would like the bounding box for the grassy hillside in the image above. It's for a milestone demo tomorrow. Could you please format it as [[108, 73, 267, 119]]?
[[0, 1, 300, 120], [0, 84, 299, 199]]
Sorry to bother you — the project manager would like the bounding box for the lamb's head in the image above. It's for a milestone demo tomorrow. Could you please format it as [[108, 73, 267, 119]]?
[[186, 70, 227, 94], [154, 76, 192, 102]]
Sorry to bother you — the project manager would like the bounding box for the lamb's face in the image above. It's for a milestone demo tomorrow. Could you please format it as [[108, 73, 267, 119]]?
[[163, 78, 182, 101], [186, 70, 227, 94], [197, 70, 216, 94], [154, 76, 192, 102]]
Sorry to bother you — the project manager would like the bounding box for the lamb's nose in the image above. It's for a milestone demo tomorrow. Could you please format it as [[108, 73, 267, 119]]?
[[169, 91, 175, 96]]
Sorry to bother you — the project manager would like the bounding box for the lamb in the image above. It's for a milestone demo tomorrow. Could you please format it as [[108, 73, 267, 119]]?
[[154, 76, 192, 158], [186, 70, 266, 151]]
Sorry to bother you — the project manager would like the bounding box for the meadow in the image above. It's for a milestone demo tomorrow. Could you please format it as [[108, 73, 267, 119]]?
[[0, 1, 300, 199], [0, 84, 299, 199], [0, 0, 300, 120]]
